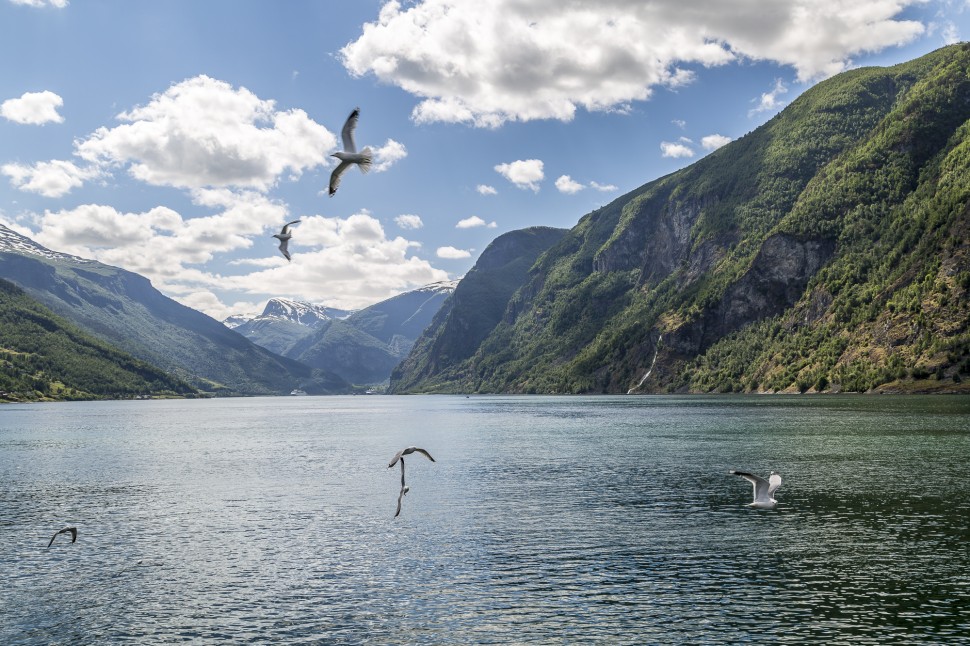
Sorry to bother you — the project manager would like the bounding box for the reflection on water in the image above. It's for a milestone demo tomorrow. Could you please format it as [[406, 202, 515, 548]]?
[[1, 395, 969, 643]]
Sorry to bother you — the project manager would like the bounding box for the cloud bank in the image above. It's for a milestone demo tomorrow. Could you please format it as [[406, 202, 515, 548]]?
[[341, 0, 925, 127]]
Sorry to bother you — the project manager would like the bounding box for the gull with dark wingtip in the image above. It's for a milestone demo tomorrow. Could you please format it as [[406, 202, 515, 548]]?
[[389, 447, 434, 517], [730, 470, 782, 509], [273, 219, 300, 261], [47, 526, 77, 548], [329, 107, 372, 197]]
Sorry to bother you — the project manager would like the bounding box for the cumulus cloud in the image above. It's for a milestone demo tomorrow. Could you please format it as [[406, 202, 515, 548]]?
[[590, 181, 618, 192], [75, 75, 335, 191], [660, 141, 695, 159], [456, 215, 496, 228], [750, 78, 789, 116], [437, 246, 472, 259], [25, 203, 448, 314], [1, 90, 64, 125], [341, 0, 925, 127], [555, 175, 585, 194], [701, 134, 733, 150], [2, 159, 100, 197], [371, 138, 408, 172], [476, 184, 497, 195], [395, 213, 424, 229], [495, 158, 544, 191]]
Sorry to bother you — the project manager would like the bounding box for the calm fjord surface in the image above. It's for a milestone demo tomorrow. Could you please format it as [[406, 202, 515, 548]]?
[[2, 395, 968, 644]]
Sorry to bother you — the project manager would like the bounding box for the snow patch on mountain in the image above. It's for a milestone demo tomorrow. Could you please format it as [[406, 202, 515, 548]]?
[[0, 224, 91, 264]]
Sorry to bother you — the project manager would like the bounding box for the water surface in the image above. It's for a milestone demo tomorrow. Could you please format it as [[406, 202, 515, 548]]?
[[2, 395, 968, 643]]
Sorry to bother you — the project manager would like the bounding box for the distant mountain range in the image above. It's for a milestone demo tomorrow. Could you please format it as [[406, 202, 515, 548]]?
[[0, 224, 349, 396], [391, 44, 970, 394], [227, 281, 457, 386]]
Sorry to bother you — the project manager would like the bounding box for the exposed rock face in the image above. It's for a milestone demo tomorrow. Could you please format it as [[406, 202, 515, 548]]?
[[667, 234, 836, 355]]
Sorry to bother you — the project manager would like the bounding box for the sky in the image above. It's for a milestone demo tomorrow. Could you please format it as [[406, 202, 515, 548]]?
[[0, 0, 967, 320]]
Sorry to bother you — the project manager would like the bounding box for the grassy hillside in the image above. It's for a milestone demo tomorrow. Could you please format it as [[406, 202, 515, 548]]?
[[0, 278, 197, 402], [392, 44, 970, 394]]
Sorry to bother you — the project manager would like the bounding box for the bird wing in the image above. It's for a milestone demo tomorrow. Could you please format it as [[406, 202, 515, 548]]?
[[388, 448, 405, 468], [329, 160, 352, 196], [341, 107, 360, 153], [395, 487, 405, 517], [48, 527, 76, 548], [278, 239, 291, 261], [400, 458, 406, 488], [412, 447, 435, 462], [767, 473, 782, 496], [281, 219, 300, 234], [731, 470, 769, 502]]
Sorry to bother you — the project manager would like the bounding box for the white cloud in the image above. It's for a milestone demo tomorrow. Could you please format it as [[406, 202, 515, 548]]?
[[456, 215, 496, 228], [476, 184, 497, 195], [341, 0, 925, 127], [2, 159, 100, 197], [371, 138, 408, 172], [9, 0, 68, 7], [24, 203, 448, 314], [555, 175, 585, 194], [437, 246, 472, 259], [590, 181, 618, 192], [1, 90, 64, 125], [701, 134, 733, 150], [749, 78, 789, 116], [672, 119, 687, 129], [395, 213, 424, 229], [75, 75, 335, 191], [495, 158, 544, 191], [660, 141, 695, 158]]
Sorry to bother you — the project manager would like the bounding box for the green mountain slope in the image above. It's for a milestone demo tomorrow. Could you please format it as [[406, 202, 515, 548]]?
[[392, 44, 970, 394], [0, 226, 349, 396], [0, 278, 197, 401]]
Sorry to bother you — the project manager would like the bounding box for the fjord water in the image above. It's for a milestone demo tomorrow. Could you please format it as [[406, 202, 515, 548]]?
[[2, 395, 968, 644]]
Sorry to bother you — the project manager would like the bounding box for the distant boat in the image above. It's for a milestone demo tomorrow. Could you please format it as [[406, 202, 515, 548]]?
[[290, 389, 307, 396]]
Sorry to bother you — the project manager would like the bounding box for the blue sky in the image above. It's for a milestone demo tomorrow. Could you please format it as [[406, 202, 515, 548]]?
[[0, 0, 966, 319]]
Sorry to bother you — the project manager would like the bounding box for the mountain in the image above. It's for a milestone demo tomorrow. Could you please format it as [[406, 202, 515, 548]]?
[[0, 225, 350, 395], [227, 298, 352, 355], [391, 44, 970, 394], [391, 228, 568, 392], [0, 277, 197, 402], [276, 280, 458, 385]]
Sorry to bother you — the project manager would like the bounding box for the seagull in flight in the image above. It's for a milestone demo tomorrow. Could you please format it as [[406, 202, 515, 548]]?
[[730, 470, 782, 509], [273, 220, 300, 261], [329, 107, 372, 197], [389, 447, 435, 517], [388, 446, 435, 468], [48, 526, 77, 548]]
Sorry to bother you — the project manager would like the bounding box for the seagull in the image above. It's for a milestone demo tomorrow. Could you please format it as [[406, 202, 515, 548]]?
[[329, 107, 372, 197], [48, 526, 77, 548], [389, 447, 434, 517], [388, 446, 435, 468], [273, 220, 300, 261], [395, 459, 410, 518], [730, 470, 782, 509]]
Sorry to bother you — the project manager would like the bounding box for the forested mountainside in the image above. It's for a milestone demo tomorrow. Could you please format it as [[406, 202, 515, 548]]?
[[392, 44, 970, 394], [0, 225, 349, 396], [0, 278, 197, 402]]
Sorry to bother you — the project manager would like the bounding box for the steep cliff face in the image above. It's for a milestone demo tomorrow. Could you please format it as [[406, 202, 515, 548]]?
[[389, 227, 567, 392], [393, 44, 970, 394]]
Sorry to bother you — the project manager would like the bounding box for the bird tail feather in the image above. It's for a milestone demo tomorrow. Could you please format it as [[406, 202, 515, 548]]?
[[358, 148, 373, 174]]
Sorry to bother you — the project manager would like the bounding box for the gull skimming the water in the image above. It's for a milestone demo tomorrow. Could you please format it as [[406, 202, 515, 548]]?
[[730, 470, 782, 509], [48, 526, 77, 548], [273, 220, 300, 261], [329, 107, 372, 197], [389, 447, 435, 517]]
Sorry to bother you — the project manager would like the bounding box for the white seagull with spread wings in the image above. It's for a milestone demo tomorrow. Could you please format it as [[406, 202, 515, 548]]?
[[329, 107, 372, 197], [273, 220, 300, 261], [730, 470, 782, 509]]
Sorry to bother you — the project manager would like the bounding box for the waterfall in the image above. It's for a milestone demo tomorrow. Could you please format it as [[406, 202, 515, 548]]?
[[628, 335, 662, 394]]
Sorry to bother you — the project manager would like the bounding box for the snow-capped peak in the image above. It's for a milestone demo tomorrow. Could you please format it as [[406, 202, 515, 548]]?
[[0, 224, 91, 264]]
